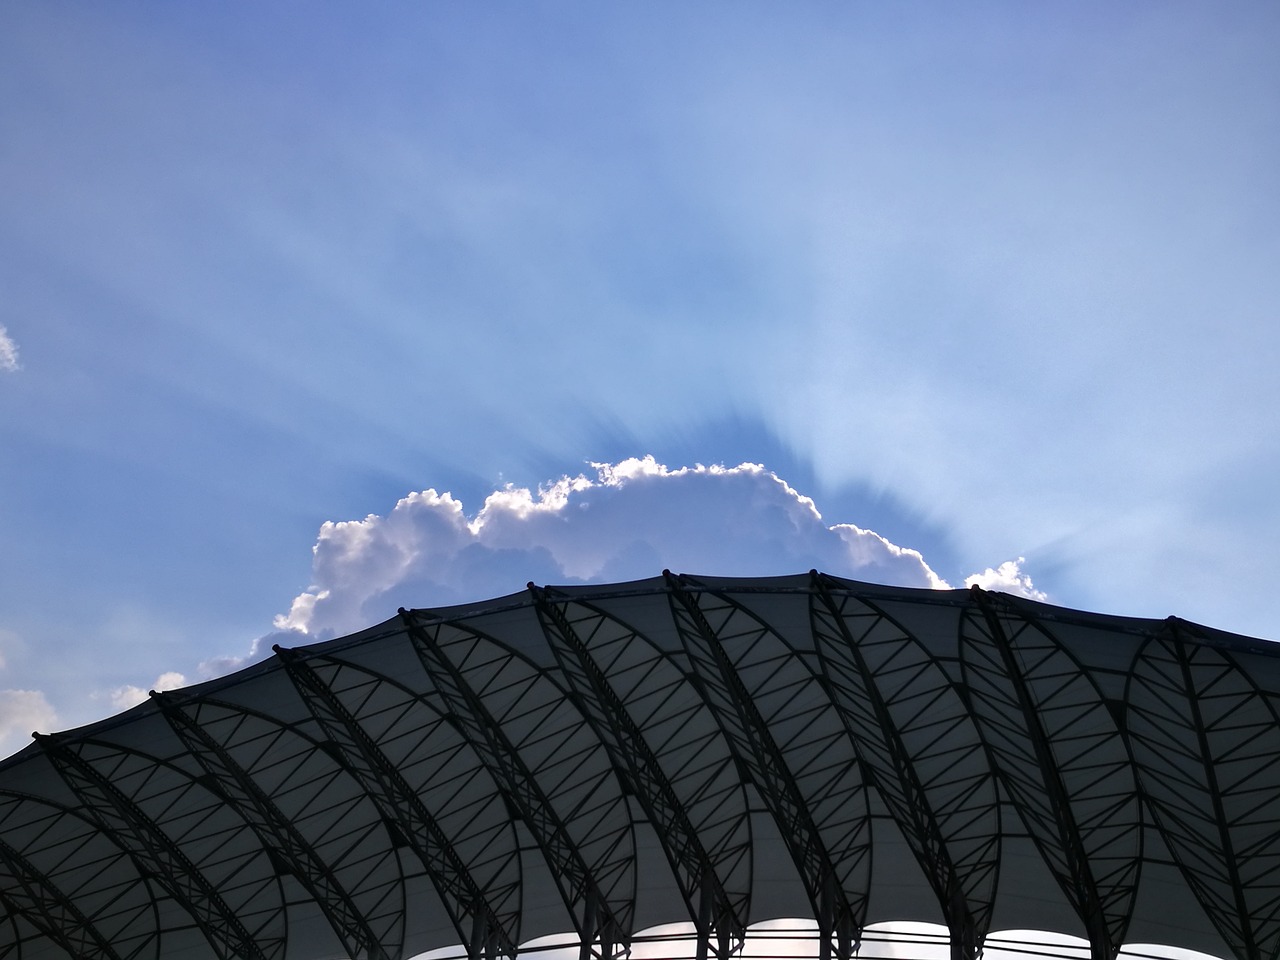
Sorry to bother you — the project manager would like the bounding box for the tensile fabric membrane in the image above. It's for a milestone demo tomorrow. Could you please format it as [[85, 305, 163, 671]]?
[[1, 572, 1278, 960]]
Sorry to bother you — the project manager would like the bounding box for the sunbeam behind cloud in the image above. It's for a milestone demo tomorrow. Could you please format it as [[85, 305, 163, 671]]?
[[964, 558, 1046, 601], [272, 458, 949, 642], [4, 456, 1047, 755], [255, 458, 1036, 658], [5, 4, 1280, 766]]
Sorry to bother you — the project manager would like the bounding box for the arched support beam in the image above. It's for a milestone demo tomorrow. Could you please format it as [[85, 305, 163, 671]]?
[[35, 734, 272, 960], [1127, 620, 1280, 960], [0, 836, 123, 960], [665, 573, 864, 960], [400, 609, 633, 960], [0, 790, 164, 960], [274, 645, 519, 960], [961, 586, 1140, 960], [532, 585, 749, 960], [810, 572, 999, 960], [152, 691, 393, 960]]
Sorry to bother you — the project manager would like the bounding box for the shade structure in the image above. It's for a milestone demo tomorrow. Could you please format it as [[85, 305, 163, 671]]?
[[2, 572, 1280, 960]]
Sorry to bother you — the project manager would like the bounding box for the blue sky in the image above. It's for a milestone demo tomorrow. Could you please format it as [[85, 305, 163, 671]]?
[[1, 3, 1278, 757]]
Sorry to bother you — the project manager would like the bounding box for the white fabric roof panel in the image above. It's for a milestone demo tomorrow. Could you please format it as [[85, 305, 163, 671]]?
[[1, 572, 1278, 960]]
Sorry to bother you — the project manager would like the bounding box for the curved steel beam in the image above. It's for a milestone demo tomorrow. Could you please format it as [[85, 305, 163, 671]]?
[[0, 789, 164, 960], [35, 734, 273, 960], [665, 573, 864, 960], [810, 573, 999, 960], [961, 586, 1140, 960], [152, 691, 392, 960], [1127, 620, 1280, 960], [532, 584, 749, 960], [0, 909, 17, 960], [0, 836, 124, 960], [400, 609, 633, 960], [274, 645, 520, 960]]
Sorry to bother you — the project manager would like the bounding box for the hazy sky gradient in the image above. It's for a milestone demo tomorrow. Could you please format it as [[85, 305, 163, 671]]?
[[2, 3, 1278, 756]]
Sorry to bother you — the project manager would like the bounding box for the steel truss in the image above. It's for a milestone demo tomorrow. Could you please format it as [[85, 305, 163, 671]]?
[[665, 573, 869, 960], [275, 645, 520, 960], [2, 573, 1277, 960], [0, 791, 163, 960], [531, 585, 752, 960], [1126, 620, 1280, 960], [153, 690, 404, 960], [960, 587, 1142, 960], [35, 734, 281, 960], [0, 833, 122, 960], [402, 610, 636, 960], [810, 572, 1000, 960]]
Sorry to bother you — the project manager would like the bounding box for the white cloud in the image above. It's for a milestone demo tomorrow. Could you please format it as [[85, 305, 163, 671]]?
[[0, 325, 18, 372], [269, 457, 952, 642], [965, 558, 1047, 602], [109, 670, 187, 712], [0, 689, 56, 759], [197, 457, 1047, 681]]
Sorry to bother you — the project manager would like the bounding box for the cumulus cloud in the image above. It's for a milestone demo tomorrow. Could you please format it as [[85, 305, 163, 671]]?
[[0, 689, 56, 759], [0, 325, 18, 372], [267, 457, 951, 643], [965, 557, 1048, 601], [109, 670, 187, 712], [200, 457, 1046, 679]]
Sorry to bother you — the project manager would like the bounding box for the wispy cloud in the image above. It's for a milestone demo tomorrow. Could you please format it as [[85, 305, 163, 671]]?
[[0, 690, 55, 759], [109, 671, 187, 712], [0, 629, 54, 758], [0, 325, 18, 372]]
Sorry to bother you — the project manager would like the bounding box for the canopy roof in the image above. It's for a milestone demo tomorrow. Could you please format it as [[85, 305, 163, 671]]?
[[2, 572, 1279, 960]]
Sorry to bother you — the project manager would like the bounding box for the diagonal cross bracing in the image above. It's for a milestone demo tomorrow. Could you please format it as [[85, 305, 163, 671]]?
[[275, 644, 520, 960], [665, 573, 865, 960], [961, 587, 1141, 960], [35, 734, 274, 960], [532, 585, 749, 960], [810, 573, 999, 960], [0, 790, 164, 960], [401, 609, 633, 960], [0, 835, 124, 960], [153, 690, 394, 960], [3, 572, 1277, 960], [1127, 621, 1280, 960]]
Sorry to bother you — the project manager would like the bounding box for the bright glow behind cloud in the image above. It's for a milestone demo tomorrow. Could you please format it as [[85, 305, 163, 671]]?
[[4, 455, 1041, 756], [271, 458, 955, 641], [964, 558, 1047, 602]]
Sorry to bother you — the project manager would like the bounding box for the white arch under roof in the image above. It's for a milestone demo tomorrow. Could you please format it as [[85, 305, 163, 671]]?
[[2, 572, 1278, 960]]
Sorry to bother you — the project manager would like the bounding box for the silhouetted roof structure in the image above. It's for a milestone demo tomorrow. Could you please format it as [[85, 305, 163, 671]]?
[[2, 572, 1278, 960]]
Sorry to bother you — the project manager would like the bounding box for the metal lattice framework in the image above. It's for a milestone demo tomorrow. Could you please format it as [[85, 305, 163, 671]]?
[[2, 572, 1280, 960]]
